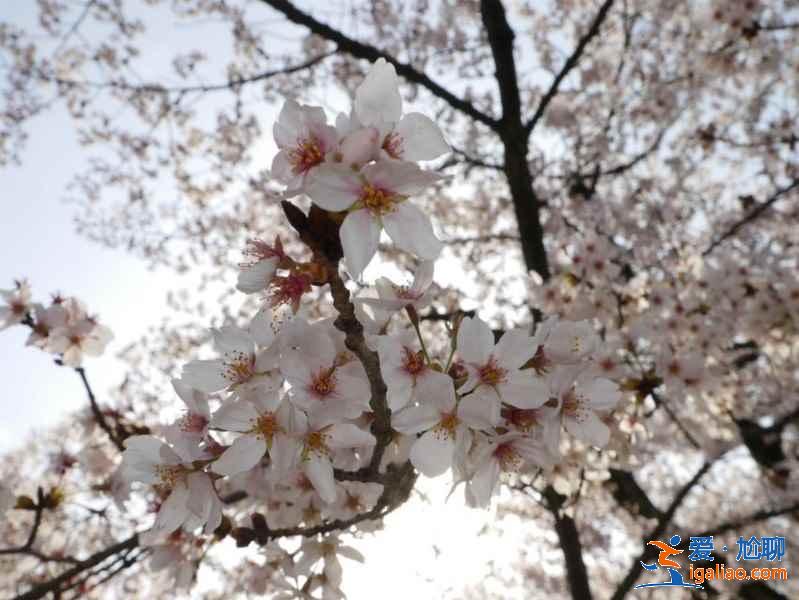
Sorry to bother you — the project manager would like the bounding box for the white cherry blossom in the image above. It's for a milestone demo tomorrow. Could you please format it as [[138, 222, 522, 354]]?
[[392, 374, 471, 477], [354, 58, 449, 162], [457, 316, 549, 427], [271, 99, 337, 191], [121, 435, 222, 539], [306, 159, 443, 276]]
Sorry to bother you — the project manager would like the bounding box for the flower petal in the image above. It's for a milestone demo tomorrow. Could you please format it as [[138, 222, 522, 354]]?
[[304, 453, 337, 503], [211, 434, 266, 476], [494, 328, 537, 370], [499, 371, 549, 410], [340, 209, 381, 278], [305, 163, 362, 211], [409, 429, 454, 477], [382, 202, 442, 260], [457, 316, 494, 365], [394, 112, 449, 161], [354, 58, 402, 128]]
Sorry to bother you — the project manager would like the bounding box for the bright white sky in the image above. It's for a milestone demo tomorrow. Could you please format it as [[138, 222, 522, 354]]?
[[0, 2, 550, 598]]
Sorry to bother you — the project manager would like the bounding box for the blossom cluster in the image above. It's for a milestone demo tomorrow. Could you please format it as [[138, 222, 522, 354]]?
[[0, 279, 113, 367], [113, 60, 623, 594]]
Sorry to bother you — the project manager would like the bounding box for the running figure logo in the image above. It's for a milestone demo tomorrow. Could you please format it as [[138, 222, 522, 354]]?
[[634, 534, 704, 590]]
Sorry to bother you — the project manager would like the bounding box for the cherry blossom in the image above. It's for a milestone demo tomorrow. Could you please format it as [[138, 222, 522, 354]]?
[[392, 374, 472, 477], [271, 100, 337, 192], [181, 315, 280, 397], [354, 58, 449, 162], [0, 280, 32, 329], [210, 390, 299, 477], [357, 260, 435, 313], [457, 316, 549, 426], [121, 435, 222, 539], [307, 159, 443, 276]]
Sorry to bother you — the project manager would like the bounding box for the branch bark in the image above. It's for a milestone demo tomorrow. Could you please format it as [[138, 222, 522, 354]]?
[[480, 0, 551, 280], [259, 0, 498, 130], [525, 0, 616, 135], [542, 486, 593, 600]]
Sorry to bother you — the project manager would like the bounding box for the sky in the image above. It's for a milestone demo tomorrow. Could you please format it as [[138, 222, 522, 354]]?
[[0, 2, 538, 598]]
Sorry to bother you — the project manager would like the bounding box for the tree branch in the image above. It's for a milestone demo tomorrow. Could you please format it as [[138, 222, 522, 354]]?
[[525, 0, 616, 135], [258, 0, 499, 130], [13, 535, 140, 600], [542, 486, 593, 600], [48, 52, 334, 95], [480, 0, 551, 279], [703, 179, 799, 256], [74, 366, 126, 452], [610, 459, 715, 600]]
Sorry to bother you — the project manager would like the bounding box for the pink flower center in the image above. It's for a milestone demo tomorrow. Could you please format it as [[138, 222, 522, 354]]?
[[252, 413, 282, 442], [180, 412, 208, 433], [562, 390, 584, 419], [155, 465, 185, 490], [401, 347, 426, 377], [310, 368, 337, 398], [288, 138, 324, 174], [269, 273, 311, 311], [382, 131, 404, 159], [222, 351, 254, 383], [479, 357, 507, 387], [433, 412, 460, 439], [360, 183, 398, 215], [493, 443, 522, 472], [303, 430, 331, 458]]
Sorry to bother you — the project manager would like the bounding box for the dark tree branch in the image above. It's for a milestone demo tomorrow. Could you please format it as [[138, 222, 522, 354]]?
[[607, 469, 664, 520], [48, 52, 334, 95], [542, 486, 593, 600], [611, 460, 715, 600], [75, 366, 126, 452], [703, 179, 799, 256], [259, 0, 499, 130], [525, 0, 616, 134], [13, 535, 140, 600], [480, 0, 551, 279]]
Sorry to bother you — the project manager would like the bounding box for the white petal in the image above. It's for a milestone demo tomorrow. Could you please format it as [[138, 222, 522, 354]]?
[[362, 160, 440, 197], [274, 99, 306, 148], [409, 430, 454, 477], [457, 316, 494, 365], [391, 403, 440, 434], [340, 209, 381, 278], [249, 308, 277, 348], [394, 112, 449, 161], [269, 435, 300, 475], [237, 259, 278, 294], [327, 423, 376, 449], [494, 329, 537, 370], [410, 260, 435, 295], [211, 434, 266, 476], [304, 454, 337, 503], [339, 127, 380, 167], [354, 58, 402, 128], [153, 482, 189, 535], [212, 326, 254, 356], [580, 377, 621, 411], [565, 410, 610, 448], [305, 163, 362, 211], [383, 202, 442, 260], [457, 386, 501, 429], [181, 359, 228, 393], [499, 371, 549, 410], [467, 457, 500, 508], [210, 399, 258, 432]]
